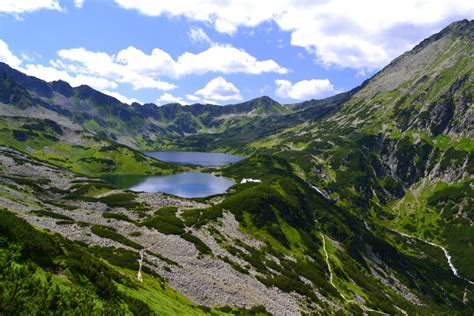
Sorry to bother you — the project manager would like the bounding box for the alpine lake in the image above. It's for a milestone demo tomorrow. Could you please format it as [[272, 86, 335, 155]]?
[[103, 151, 243, 198]]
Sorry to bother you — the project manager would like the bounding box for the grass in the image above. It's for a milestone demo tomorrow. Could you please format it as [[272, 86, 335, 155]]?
[[0, 116, 183, 177]]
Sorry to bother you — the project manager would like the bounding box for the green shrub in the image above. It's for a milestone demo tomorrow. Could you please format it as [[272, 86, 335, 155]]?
[[31, 209, 74, 221], [0, 208, 61, 267], [56, 220, 75, 225], [120, 293, 155, 316], [102, 211, 134, 223], [141, 207, 185, 235], [90, 225, 143, 249], [154, 206, 177, 216], [145, 250, 179, 266], [98, 192, 140, 209], [182, 233, 212, 256], [181, 206, 222, 228], [47, 201, 79, 210], [218, 255, 249, 274], [89, 246, 140, 271], [144, 221, 184, 235]]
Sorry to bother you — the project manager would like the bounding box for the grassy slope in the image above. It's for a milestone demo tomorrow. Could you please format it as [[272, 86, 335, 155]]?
[[0, 116, 183, 176], [187, 156, 474, 313]]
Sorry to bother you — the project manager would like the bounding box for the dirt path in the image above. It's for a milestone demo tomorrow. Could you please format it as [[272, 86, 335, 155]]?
[[320, 233, 389, 315], [137, 249, 144, 282]]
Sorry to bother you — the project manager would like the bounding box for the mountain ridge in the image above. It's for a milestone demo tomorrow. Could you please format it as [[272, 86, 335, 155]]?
[[0, 62, 301, 148], [0, 19, 473, 315]]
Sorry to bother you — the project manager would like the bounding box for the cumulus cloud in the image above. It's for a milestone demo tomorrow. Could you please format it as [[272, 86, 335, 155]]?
[[157, 93, 189, 105], [115, 46, 176, 78], [57, 47, 176, 90], [52, 44, 285, 90], [0, 40, 22, 67], [0, 0, 61, 14], [113, 44, 286, 77], [275, 79, 335, 100], [195, 77, 242, 102], [113, 0, 474, 70], [176, 45, 287, 76]]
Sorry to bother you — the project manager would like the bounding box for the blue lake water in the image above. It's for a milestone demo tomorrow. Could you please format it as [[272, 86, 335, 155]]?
[[104, 172, 235, 198], [144, 151, 243, 166], [103, 151, 242, 198]]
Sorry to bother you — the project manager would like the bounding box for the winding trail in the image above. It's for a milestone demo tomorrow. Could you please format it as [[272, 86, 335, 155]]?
[[320, 233, 389, 315], [137, 249, 144, 282]]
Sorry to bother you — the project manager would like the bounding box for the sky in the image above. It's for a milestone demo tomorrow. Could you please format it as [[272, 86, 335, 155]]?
[[0, 1, 473, 106]]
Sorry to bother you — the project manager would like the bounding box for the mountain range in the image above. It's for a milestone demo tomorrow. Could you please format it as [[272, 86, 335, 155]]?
[[0, 19, 472, 315]]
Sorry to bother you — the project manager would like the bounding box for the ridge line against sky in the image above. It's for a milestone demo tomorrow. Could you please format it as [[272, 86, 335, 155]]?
[[0, 0, 473, 105]]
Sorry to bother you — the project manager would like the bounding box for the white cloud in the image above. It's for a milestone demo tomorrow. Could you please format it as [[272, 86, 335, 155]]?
[[0, 0, 61, 14], [157, 93, 189, 105], [214, 19, 237, 34], [176, 45, 287, 76], [53, 44, 286, 89], [116, 46, 176, 78], [114, 44, 286, 77], [57, 47, 176, 90], [275, 79, 335, 100], [74, 0, 85, 9], [0, 40, 22, 67], [186, 94, 200, 102], [195, 77, 242, 102], [114, 0, 474, 70], [102, 90, 141, 105], [188, 27, 213, 45], [22, 64, 118, 90]]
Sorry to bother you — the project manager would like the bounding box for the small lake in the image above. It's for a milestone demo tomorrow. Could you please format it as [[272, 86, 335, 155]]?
[[144, 151, 243, 166], [104, 172, 235, 198]]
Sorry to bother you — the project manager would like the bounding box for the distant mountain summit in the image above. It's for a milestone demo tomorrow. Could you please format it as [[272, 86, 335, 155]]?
[[0, 62, 291, 148]]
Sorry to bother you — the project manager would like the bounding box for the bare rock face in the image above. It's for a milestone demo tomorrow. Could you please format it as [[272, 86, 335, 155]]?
[[139, 211, 302, 315]]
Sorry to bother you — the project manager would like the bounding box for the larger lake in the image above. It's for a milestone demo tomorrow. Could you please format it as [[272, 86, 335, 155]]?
[[103, 151, 242, 198], [144, 151, 243, 166], [104, 172, 235, 198]]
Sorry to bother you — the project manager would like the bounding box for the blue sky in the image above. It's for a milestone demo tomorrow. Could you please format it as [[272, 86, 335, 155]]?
[[0, 0, 472, 105]]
